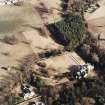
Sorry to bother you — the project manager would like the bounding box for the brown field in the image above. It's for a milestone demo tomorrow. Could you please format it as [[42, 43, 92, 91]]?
[[0, 0, 62, 87]]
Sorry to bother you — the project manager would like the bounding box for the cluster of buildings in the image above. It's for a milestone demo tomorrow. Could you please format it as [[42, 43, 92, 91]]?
[[0, 0, 23, 5], [19, 84, 44, 105], [72, 63, 94, 79]]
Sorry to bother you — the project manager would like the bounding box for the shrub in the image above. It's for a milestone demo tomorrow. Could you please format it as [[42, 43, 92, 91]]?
[[3, 35, 18, 45]]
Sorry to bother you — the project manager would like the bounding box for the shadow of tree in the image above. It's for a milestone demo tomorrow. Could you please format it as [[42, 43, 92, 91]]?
[[47, 24, 69, 46]]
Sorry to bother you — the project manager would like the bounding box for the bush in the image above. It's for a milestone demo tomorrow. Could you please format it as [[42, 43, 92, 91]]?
[[3, 36, 18, 45]]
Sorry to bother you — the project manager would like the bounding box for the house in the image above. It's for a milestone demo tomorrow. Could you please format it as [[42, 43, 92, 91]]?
[[21, 84, 35, 100], [72, 63, 94, 79]]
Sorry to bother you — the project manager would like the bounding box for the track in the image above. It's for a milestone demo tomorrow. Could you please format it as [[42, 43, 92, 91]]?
[[17, 96, 41, 105]]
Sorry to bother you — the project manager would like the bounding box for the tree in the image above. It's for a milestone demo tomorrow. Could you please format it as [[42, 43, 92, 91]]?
[[54, 13, 86, 50], [54, 86, 76, 105]]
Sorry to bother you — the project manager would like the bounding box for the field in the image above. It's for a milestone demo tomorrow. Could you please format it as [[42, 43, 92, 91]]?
[[86, 0, 105, 50], [0, 0, 62, 88]]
